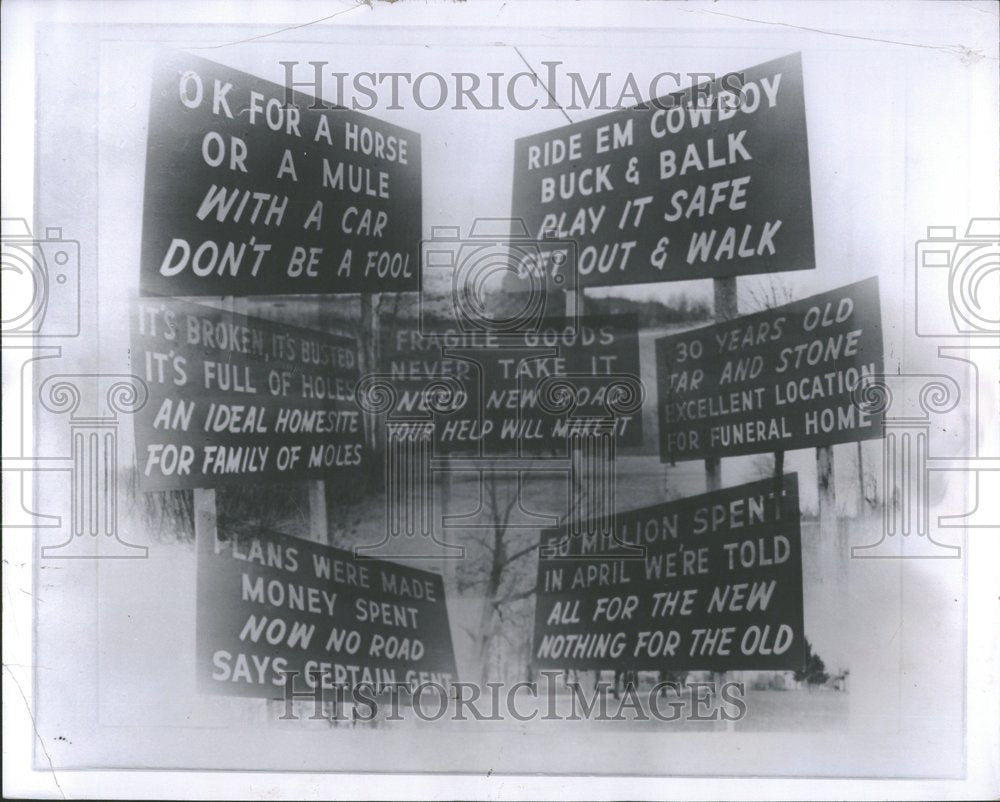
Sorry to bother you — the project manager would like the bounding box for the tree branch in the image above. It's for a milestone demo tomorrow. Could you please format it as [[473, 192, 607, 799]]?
[[501, 540, 539, 567], [499, 475, 520, 527], [496, 583, 538, 607]]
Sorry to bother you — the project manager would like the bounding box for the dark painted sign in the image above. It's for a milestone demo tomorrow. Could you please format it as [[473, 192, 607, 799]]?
[[532, 476, 805, 672], [656, 277, 883, 462], [197, 527, 457, 698], [379, 313, 643, 454], [140, 53, 421, 296], [132, 297, 367, 490], [512, 53, 813, 288]]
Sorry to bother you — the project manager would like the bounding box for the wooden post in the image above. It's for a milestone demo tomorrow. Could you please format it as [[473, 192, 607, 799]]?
[[190, 280, 226, 529], [196, 490, 271, 726], [856, 439, 865, 516], [816, 443, 843, 579], [706, 278, 739, 492], [193, 488, 217, 547], [307, 481, 329, 544], [264, 299, 333, 722], [302, 297, 330, 547], [210, 296, 269, 722], [816, 445, 836, 519], [436, 286, 453, 575], [238, 296, 333, 551], [708, 277, 740, 729], [359, 293, 382, 486]]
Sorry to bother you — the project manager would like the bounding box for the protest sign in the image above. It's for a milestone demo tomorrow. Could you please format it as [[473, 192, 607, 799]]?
[[132, 298, 367, 490], [656, 277, 884, 462], [140, 52, 421, 296], [197, 527, 457, 698], [532, 475, 804, 672], [511, 52, 813, 288], [379, 313, 643, 454]]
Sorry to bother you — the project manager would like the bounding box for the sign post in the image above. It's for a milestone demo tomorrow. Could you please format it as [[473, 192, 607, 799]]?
[[816, 443, 838, 568], [707, 275, 738, 723], [705, 277, 740, 492], [303, 299, 331, 548], [855, 440, 865, 515], [816, 446, 836, 519]]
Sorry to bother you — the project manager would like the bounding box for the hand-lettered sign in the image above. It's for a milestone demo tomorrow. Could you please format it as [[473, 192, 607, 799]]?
[[198, 527, 457, 698], [131, 297, 367, 490], [511, 53, 813, 288], [656, 277, 884, 462], [140, 53, 421, 296], [378, 313, 644, 454], [532, 475, 805, 672]]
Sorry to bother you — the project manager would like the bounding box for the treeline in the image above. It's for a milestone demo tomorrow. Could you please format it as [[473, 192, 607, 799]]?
[[381, 291, 713, 328], [582, 294, 711, 327]]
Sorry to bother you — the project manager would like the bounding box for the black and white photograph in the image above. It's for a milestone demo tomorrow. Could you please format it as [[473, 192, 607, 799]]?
[[2, 1, 998, 799]]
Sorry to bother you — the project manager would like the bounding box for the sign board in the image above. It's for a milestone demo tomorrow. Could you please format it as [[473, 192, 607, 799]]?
[[197, 527, 457, 698], [656, 277, 884, 462], [132, 297, 367, 490], [379, 313, 643, 453], [511, 52, 813, 288], [140, 53, 421, 296], [532, 475, 805, 672]]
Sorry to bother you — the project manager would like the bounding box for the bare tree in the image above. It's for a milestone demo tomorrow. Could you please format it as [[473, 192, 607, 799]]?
[[745, 274, 797, 313], [752, 452, 776, 481], [848, 440, 881, 513], [456, 466, 541, 686]]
